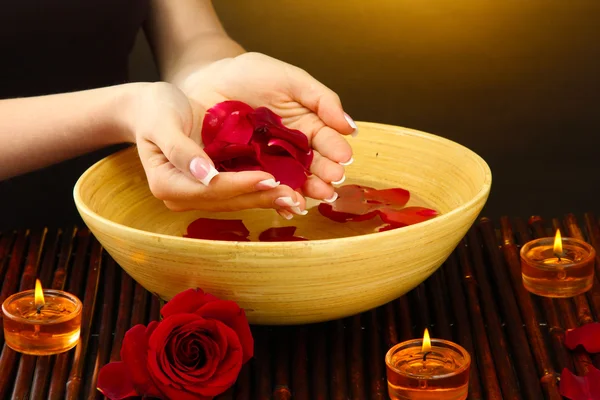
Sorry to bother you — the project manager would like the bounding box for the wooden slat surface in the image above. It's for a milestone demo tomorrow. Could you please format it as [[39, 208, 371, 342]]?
[[1, 214, 599, 399]]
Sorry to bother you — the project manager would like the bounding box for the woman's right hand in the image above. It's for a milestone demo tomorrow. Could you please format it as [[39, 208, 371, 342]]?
[[123, 82, 305, 218]]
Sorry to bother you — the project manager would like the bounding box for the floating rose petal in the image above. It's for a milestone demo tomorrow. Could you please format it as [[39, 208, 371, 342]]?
[[380, 207, 438, 226], [565, 322, 600, 353], [559, 367, 600, 400], [185, 218, 250, 242], [364, 188, 410, 206], [378, 224, 404, 232], [318, 203, 379, 223], [259, 227, 307, 242], [202, 100, 254, 146]]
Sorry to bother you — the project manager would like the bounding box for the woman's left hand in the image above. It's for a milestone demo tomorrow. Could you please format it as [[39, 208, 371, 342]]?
[[174, 52, 358, 203]]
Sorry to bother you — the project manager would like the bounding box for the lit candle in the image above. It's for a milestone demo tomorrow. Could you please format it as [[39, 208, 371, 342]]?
[[1, 279, 82, 355], [521, 229, 595, 298], [385, 329, 471, 400]]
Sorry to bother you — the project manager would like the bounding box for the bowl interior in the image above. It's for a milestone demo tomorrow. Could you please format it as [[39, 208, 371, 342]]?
[[77, 122, 490, 240]]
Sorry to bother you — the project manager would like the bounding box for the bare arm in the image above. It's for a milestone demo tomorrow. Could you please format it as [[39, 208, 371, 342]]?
[[144, 0, 245, 84], [0, 84, 137, 180]]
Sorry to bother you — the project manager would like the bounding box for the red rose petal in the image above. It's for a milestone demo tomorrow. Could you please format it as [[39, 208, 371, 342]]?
[[148, 314, 204, 387], [378, 224, 404, 232], [565, 322, 600, 353], [267, 138, 313, 169], [161, 288, 219, 319], [204, 143, 255, 163], [318, 203, 379, 223], [379, 207, 438, 226], [185, 321, 243, 397], [120, 324, 163, 398], [259, 227, 307, 242], [559, 367, 600, 400], [364, 187, 410, 207], [249, 107, 310, 151], [96, 362, 139, 400], [257, 152, 308, 190], [195, 300, 254, 364], [214, 111, 254, 145], [202, 100, 254, 146], [185, 218, 250, 242]]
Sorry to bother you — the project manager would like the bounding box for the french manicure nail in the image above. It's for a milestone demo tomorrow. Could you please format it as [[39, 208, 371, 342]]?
[[275, 197, 300, 208], [339, 157, 353, 166], [278, 210, 294, 220], [291, 206, 308, 216], [331, 174, 346, 186], [324, 192, 338, 203], [344, 113, 358, 137], [256, 179, 280, 190], [190, 157, 219, 186]]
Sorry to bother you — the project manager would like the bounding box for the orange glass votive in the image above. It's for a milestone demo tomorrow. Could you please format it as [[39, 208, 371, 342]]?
[[385, 338, 470, 400], [2, 289, 82, 355], [520, 237, 595, 298]]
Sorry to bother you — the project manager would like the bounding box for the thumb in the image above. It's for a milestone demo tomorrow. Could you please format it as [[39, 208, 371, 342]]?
[[155, 128, 220, 186], [288, 67, 358, 137]]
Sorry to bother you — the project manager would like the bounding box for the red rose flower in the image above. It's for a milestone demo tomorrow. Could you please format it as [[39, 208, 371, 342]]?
[[97, 288, 254, 400], [202, 100, 313, 189]]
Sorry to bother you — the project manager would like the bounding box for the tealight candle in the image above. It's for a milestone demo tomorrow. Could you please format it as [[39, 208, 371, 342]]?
[[521, 229, 595, 298], [385, 329, 471, 400], [2, 279, 82, 355]]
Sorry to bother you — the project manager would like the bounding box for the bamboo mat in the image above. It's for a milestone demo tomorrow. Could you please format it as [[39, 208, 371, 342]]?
[[1, 213, 599, 400]]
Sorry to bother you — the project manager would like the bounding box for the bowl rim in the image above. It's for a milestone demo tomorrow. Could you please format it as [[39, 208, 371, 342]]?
[[73, 122, 492, 247]]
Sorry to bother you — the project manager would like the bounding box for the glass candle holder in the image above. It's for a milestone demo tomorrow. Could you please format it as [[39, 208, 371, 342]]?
[[2, 289, 82, 355], [385, 337, 471, 400], [520, 236, 595, 298]]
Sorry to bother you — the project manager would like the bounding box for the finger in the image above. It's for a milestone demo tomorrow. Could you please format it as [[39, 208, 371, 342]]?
[[145, 165, 282, 205], [310, 126, 353, 165], [288, 67, 358, 136], [302, 174, 337, 202], [310, 151, 345, 184], [165, 184, 306, 214], [224, 187, 307, 214], [145, 125, 220, 186]]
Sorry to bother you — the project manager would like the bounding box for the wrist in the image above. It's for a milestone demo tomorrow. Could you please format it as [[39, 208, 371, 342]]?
[[112, 82, 153, 144]]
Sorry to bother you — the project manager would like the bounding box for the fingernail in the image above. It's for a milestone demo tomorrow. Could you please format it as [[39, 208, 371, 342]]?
[[190, 157, 219, 186], [331, 174, 346, 186], [256, 179, 280, 190], [275, 197, 300, 207], [291, 206, 308, 216], [339, 157, 353, 166], [323, 192, 338, 203], [278, 210, 294, 220], [344, 113, 358, 137]]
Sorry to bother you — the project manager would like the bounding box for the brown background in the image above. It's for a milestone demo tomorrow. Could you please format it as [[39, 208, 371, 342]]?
[[130, 0, 600, 220]]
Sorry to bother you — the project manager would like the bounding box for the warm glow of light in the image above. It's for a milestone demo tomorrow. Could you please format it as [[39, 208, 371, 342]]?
[[421, 328, 432, 353], [34, 279, 45, 310], [554, 229, 563, 255]]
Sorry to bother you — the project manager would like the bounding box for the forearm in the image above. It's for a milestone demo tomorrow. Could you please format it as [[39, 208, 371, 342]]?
[[0, 84, 138, 180], [145, 0, 245, 84], [162, 34, 245, 84]]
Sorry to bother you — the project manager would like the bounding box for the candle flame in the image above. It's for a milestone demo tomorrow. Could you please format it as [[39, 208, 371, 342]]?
[[34, 279, 45, 310], [554, 229, 563, 256], [421, 328, 432, 353]]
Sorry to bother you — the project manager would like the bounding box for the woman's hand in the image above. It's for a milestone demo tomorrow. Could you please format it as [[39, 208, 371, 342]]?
[[173, 52, 358, 203], [126, 82, 305, 217]]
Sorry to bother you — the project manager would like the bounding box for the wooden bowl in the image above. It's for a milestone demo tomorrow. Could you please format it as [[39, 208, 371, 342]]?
[[74, 122, 491, 325]]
